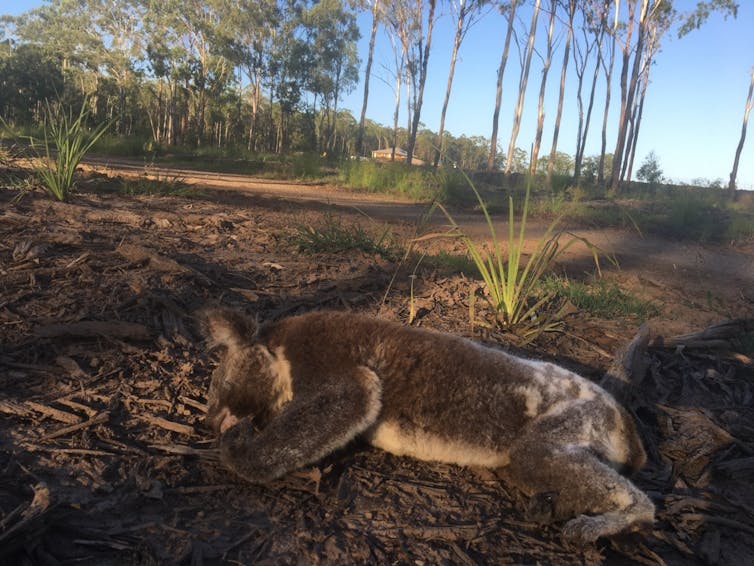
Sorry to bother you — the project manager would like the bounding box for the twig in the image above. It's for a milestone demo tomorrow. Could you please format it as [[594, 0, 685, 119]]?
[[22, 444, 114, 457], [137, 414, 195, 436], [38, 412, 109, 441], [149, 443, 219, 460]]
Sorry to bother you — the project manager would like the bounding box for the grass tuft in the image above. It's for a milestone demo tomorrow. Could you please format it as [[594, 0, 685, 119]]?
[[29, 99, 111, 201], [437, 174, 608, 342], [541, 275, 658, 320], [292, 213, 399, 260]]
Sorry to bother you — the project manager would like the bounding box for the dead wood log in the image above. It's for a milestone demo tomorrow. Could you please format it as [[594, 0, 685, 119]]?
[[658, 319, 754, 351], [0, 483, 52, 555], [600, 324, 650, 405], [35, 320, 151, 340]]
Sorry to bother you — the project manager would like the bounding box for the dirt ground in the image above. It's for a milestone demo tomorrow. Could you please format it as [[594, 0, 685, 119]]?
[[2, 167, 754, 565]]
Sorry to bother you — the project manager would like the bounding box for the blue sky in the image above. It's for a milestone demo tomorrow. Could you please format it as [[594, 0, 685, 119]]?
[[4, 1, 753, 188]]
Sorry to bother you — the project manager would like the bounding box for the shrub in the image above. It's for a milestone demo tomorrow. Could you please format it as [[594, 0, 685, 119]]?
[[438, 175, 606, 342], [31, 100, 111, 201]]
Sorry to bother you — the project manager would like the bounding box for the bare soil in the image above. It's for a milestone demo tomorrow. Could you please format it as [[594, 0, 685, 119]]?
[[2, 166, 754, 565]]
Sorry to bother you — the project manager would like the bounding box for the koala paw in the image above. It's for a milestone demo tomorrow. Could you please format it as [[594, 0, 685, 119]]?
[[561, 515, 606, 544]]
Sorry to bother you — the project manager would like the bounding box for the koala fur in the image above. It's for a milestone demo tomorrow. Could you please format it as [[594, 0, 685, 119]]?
[[199, 308, 654, 543]]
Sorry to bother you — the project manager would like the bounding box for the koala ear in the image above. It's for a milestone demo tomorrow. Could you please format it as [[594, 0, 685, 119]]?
[[197, 307, 258, 351]]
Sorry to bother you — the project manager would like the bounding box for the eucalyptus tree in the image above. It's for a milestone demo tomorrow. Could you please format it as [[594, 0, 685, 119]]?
[[530, 0, 556, 177], [433, 0, 490, 167], [546, 0, 576, 183], [383, 0, 438, 164], [728, 69, 753, 198], [142, 0, 237, 146], [355, 0, 382, 156], [0, 44, 64, 122], [302, 0, 360, 154], [595, 0, 614, 185], [12, 0, 103, 100], [622, 1, 674, 183], [487, 0, 518, 171], [221, 0, 279, 150], [572, 1, 605, 182], [608, 0, 738, 192], [504, 0, 540, 174]]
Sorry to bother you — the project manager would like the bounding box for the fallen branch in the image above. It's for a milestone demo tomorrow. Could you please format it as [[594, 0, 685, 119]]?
[[38, 412, 110, 441], [0, 483, 52, 553]]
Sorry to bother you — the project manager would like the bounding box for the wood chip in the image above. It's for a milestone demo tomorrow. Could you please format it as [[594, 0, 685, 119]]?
[[138, 415, 195, 436]]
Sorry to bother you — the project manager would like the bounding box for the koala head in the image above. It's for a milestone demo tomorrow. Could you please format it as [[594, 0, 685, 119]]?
[[198, 308, 279, 434]]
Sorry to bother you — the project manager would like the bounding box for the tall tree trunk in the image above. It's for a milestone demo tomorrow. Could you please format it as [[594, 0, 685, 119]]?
[[598, 28, 616, 186], [625, 68, 649, 184], [406, 0, 436, 165], [610, 0, 650, 193], [728, 69, 754, 199], [391, 58, 403, 161], [434, 0, 467, 167], [487, 0, 518, 171], [505, 0, 541, 174], [531, 0, 557, 177], [547, 0, 575, 183], [356, 0, 379, 157], [575, 29, 603, 182]]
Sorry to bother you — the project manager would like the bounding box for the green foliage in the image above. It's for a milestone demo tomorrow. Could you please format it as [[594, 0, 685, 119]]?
[[118, 174, 192, 197], [438, 176, 605, 341], [678, 0, 739, 37], [636, 151, 664, 185], [541, 276, 658, 320], [292, 213, 398, 259], [29, 100, 111, 201], [421, 251, 482, 278], [338, 160, 469, 203]]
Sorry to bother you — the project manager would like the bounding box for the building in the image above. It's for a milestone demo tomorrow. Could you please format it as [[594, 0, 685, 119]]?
[[371, 147, 425, 166]]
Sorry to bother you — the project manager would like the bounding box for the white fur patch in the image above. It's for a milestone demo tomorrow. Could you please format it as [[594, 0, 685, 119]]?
[[262, 346, 294, 413], [515, 385, 542, 417], [369, 421, 510, 468]]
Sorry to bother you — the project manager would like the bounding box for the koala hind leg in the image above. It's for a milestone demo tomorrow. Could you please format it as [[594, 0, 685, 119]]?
[[219, 366, 382, 483], [504, 443, 654, 543]]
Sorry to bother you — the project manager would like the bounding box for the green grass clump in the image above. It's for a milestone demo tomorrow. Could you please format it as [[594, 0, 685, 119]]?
[[27, 100, 111, 201], [541, 276, 657, 320], [438, 175, 605, 341], [338, 160, 469, 204], [421, 251, 482, 278], [293, 213, 398, 259], [118, 174, 193, 197]]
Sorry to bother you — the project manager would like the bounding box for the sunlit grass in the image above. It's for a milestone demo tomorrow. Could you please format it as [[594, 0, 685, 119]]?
[[30, 100, 111, 201]]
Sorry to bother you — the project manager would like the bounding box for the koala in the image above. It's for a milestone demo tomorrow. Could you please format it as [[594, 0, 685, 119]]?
[[199, 308, 654, 543]]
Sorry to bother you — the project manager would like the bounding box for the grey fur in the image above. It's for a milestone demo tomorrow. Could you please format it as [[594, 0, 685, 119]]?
[[198, 308, 654, 543]]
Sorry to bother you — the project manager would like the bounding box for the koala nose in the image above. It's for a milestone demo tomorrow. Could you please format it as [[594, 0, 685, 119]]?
[[207, 406, 239, 434]]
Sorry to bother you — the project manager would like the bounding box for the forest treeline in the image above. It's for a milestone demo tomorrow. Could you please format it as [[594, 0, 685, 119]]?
[[0, 0, 745, 192]]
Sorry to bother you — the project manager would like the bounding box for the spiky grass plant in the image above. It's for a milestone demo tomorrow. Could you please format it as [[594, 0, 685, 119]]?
[[438, 176, 606, 341], [31, 100, 111, 201], [293, 212, 398, 260]]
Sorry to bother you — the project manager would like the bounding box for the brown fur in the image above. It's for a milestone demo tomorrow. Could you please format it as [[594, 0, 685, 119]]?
[[198, 308, 655, 543]]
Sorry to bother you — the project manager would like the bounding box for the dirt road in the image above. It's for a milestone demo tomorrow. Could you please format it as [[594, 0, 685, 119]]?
[[84, 157, 754, 336]]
